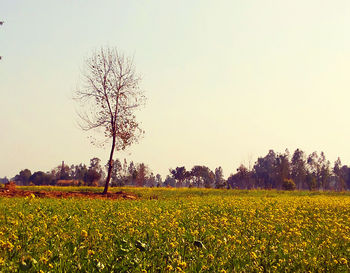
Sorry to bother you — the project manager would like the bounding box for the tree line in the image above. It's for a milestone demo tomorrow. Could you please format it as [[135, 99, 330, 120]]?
[[166, 149, 350, 191], [2, 148, 350, 191], [2, 158, 162, 188], [227, 149, 349, 191]]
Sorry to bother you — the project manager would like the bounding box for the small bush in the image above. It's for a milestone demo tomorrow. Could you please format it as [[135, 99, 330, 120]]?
[[282, 179, 296, 191]]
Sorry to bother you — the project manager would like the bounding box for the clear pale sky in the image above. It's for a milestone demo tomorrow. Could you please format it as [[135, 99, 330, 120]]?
[[1, 0, 350, 179]]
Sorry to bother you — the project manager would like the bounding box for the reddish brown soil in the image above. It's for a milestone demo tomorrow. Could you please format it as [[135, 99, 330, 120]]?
[[0, 183, 137, 200]]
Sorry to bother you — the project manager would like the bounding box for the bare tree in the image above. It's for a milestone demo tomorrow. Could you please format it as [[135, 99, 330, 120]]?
[[75, 47, 145, 194]]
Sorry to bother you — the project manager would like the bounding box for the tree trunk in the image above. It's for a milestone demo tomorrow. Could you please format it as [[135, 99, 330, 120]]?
[[103, 135, 116, 194]]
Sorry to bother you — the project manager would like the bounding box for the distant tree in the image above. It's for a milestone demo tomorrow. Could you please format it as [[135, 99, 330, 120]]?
[[340, 165, 350, 190], [50, 162, 70, 181], [318, 152, 331, 190], [30, 171, 54, 185], [253, 150, 277, 189], [227, 173, 238, 189], [306, 151, 329, 190], [72, 164, 88, 182], [307, 152, 320, 189], [170, 166, 189, 187], [307, 152, 318, 173], [59, 162, 70, 180], [155, 174, 163, 187], [136, 163, 149, 187], [238, 164, 252, 189], [227, 164, 252, 189], [122, 159, 129, 183], [68, 164, 75, 178], [89, 157, 104, 185], [163, 175, 176, 187], [291, 149, 307, 190], [90, 157, 102, 173], [305, 173, 317, 191], [109, 159, 124, 186], [190, 165, 215, 188], [74, 47, 145, 194], [333, 157, 346, 191], [14, 169, 32, 185], [146, 172, 156, 187], [282, 178, 296, 191], [127, 161, 137, 185], [274, 151, 291, 190], [214, 167, 226, 188], [85, 169, 101, 186]]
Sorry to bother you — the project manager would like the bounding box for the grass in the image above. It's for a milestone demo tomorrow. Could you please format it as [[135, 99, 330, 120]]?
[[18, 185, 350, 199]]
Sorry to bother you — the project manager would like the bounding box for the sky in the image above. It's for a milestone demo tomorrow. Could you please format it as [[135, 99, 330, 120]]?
[[1, 0, 350, 179]]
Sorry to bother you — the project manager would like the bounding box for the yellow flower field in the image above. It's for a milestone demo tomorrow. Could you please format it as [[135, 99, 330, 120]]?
[[0, 188, 349, 272]]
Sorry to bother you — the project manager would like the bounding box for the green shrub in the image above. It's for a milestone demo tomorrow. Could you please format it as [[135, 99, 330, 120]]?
[[282, 178, 296, 191]]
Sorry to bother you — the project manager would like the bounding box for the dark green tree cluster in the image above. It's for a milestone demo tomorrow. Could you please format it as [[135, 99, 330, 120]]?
[[12, 158, 104, 186], [6, 148, 350, 191], [227, 149, 350, 191], [167, 149, 350, 191], [107, 160, 162, 187], [167, 166, 225, 188], [10, 158, 162, 187]]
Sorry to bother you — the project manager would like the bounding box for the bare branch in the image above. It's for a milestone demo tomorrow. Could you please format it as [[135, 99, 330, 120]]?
[[74, 46, 145, 194]]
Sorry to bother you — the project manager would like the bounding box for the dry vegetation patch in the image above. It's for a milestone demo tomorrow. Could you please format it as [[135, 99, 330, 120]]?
[[0, 182, 137, 200]]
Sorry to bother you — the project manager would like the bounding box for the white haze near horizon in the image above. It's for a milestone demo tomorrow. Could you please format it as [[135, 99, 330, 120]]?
[[1, 0, 350, 179]]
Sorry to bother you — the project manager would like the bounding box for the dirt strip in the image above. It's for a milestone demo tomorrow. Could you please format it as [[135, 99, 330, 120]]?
[[0, 183, 137, 200]]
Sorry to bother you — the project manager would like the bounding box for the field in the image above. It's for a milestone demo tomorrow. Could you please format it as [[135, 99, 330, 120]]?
[[0, 188, 350, 272]]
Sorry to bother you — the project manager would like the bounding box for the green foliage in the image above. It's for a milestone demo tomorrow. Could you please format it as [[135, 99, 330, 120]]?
[[13, 169, 31, 185], [282, 178, 296, 191]]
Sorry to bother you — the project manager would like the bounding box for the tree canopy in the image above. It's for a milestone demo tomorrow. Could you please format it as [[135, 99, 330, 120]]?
[[75, 47, 145, 194]]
